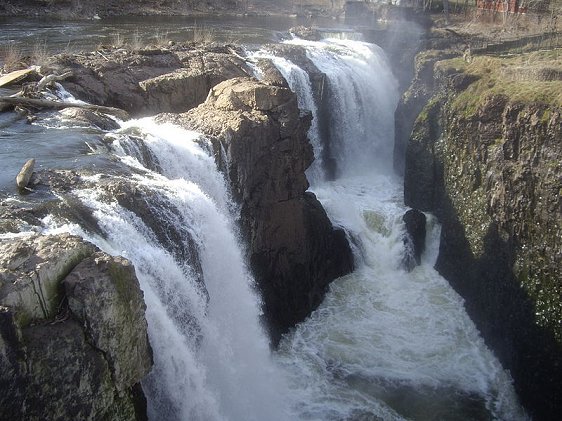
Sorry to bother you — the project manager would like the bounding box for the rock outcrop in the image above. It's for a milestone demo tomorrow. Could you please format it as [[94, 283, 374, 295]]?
[[401, 208, 426, 271], [46, 45, 250, 116], [163, 77, 354, 343], [0, 233, 152, 420], [401, 51, 562, 420]]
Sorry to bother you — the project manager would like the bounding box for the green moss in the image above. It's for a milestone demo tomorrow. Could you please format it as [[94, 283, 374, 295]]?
[[541, 109, 552, 124], [107, 260, 135, 302], [436, 51, 562, 117]]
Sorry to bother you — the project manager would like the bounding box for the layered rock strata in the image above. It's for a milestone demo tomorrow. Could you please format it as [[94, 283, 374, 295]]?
[[163, 77, 354, 343], [45, 44, 250, 116], [401, 51, 561, 420]]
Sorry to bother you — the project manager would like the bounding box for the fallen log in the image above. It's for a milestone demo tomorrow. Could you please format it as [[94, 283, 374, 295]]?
[[16, 158, 35, 190], [0, 96, 129, 120], [36, 71, 73, 92], [0, 68, 39, 88]]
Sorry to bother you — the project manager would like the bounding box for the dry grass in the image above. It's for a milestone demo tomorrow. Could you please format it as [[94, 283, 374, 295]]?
[[130, 30, 143, 50], [192, 25, 215, 46], [1, 44, 25, 72], [154, 30, 170, 47], [111, 32, 125, 48], [32, 40, 51, 66], [437, 50, 562, 115]]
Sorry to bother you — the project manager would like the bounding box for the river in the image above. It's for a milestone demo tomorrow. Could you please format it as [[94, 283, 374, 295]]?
[[0, 17, 527, 420]]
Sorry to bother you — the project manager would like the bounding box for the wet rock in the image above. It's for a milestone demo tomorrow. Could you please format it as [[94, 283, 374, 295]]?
[[401, 209, 426, 271], [166, 77, 354, 344], [0, 234, 152, 420], [289, 26, 322, 41], [60, 107, 120, 130], [15, 158, 35, 190]]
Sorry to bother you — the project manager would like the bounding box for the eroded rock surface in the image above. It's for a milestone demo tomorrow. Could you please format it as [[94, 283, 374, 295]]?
[[0, 234, 152, 420], [46, 45, 250, 116], [401, 51, 562, 420]]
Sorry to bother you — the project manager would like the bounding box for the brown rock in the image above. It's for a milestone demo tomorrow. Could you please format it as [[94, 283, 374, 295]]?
[[165, 77, 353, 343]]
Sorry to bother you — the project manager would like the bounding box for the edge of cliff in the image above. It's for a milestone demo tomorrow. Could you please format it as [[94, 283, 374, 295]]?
[[398, 45, 562, 420]]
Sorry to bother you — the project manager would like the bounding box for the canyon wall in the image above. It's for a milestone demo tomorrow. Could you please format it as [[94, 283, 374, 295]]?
[[399, 50, 561, 420]]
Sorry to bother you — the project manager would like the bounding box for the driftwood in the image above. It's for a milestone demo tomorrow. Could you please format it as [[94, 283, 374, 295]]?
[[36, 71, 73, 91], [0, 96, 129, 120], [0, 68, 39, 89], [16, 158, 35, 190]]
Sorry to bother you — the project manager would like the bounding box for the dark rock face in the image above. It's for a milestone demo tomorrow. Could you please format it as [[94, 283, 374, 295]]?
[[164, 77, 354, 344], [0, 234, 152, 421], [47, 45, 250, 116], [402, 209, 426, 271], [401, 57, 562, 420]]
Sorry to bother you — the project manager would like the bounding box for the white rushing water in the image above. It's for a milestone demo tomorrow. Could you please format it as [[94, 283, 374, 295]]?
[[32, 36, 528, 420], [257, 38, 528, 420], [45, 119, 290, 421]]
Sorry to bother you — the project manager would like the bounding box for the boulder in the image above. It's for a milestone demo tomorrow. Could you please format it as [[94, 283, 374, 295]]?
[[64, 253, 153, 391], [0, 234, 152, 420], [60, 107, 120, 130], [401, 208, 426, 271]]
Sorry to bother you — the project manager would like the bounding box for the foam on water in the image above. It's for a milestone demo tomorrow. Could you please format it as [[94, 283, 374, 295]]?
[[257, 38, 528, 420]]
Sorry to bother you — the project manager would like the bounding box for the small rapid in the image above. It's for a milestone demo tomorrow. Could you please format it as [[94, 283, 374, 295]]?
[[256, 38, 528, 420]]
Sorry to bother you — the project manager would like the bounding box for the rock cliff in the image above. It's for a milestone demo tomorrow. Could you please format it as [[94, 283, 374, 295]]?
[[0, 233, 152, 421], [401, 50, 561, 420], [162, 77, 354, 343]]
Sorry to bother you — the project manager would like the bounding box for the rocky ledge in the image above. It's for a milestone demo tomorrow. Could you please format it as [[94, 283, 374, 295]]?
[[162, 76, 354, 343], [0, 233, 152, 421], [399, 49, 561, 420], [38, 43, 251, 117]]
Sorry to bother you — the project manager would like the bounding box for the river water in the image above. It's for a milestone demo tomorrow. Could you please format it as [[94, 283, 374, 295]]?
[[0, 18, 527, 421]]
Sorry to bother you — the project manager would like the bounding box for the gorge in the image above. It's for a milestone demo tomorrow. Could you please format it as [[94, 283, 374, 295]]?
[[1, 9, 561, 421]]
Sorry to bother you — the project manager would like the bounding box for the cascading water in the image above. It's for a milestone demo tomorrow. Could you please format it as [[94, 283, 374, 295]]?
[[44, 119, 291, 421], [2, 30, 529, 420], [255, 39, 528, 420]]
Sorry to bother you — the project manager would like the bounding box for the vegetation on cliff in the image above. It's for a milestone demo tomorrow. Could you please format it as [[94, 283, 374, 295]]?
[[402, 44, 561, 419]]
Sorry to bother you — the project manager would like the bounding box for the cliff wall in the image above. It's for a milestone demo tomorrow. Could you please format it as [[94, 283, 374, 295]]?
[[163, 76, 354, 343], [401, 50, 562, 420]]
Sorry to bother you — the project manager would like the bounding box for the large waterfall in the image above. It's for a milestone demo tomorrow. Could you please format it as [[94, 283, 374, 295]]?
[[255, 39, 527, 420], [45, 119, 291, 421], [27, 37, 528, 420]]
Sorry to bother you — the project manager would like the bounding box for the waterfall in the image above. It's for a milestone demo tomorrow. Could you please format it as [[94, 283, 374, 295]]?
[[45, 119, 290, 421], [256, 39, 528, 420]]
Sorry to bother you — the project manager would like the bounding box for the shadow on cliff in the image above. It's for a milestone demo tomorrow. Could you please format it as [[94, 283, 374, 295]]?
[[434, 196, 562, 421]]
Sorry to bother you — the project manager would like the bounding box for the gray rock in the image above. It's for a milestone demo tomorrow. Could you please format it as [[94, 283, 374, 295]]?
[[0, 234, 152, 420], [402, 209, 426, 271], [60, 107, 120, 130], [64, 252, 152, 391]]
